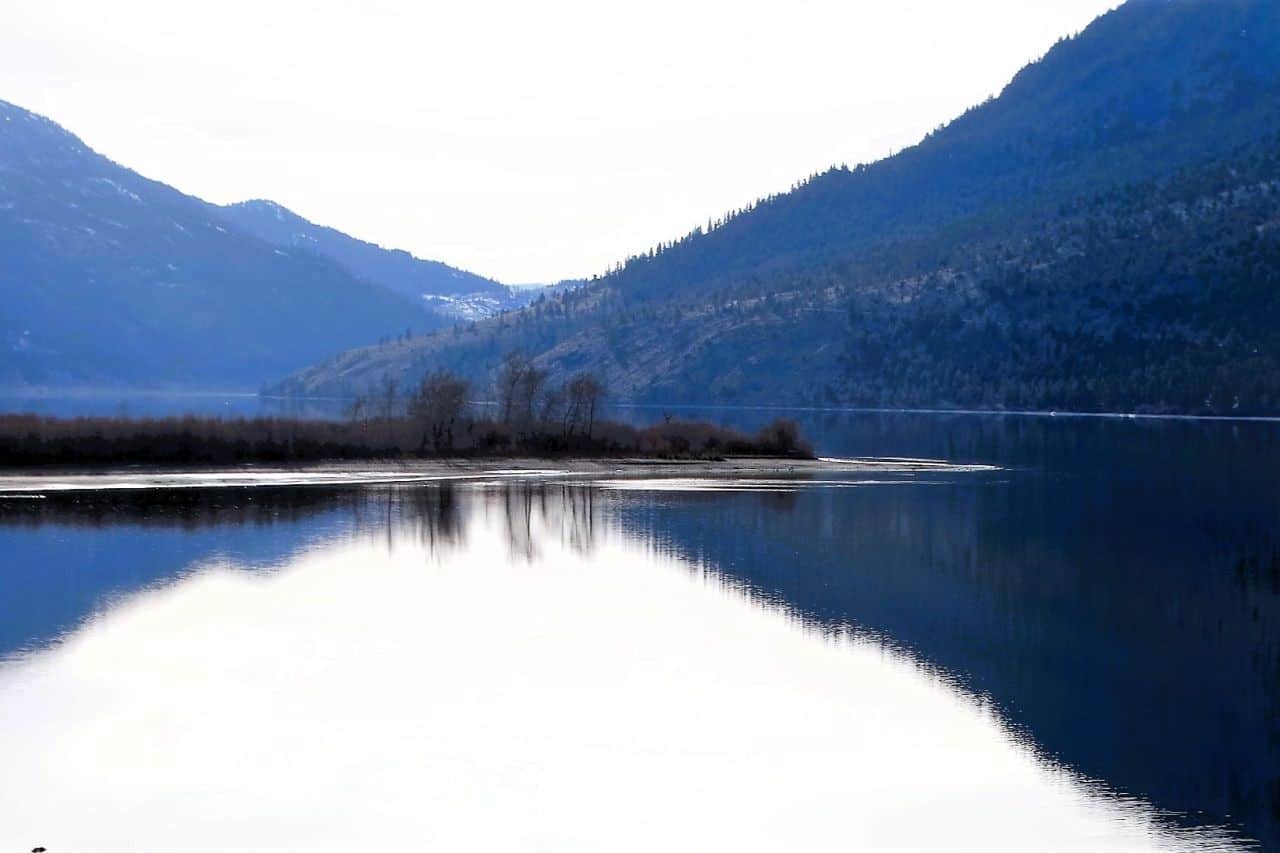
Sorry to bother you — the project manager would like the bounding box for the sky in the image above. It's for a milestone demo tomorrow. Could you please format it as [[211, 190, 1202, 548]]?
[[2, 0, 1120, 284]]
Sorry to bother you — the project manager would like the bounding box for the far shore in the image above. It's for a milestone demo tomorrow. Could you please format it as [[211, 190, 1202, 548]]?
[[0, 455, 999, 495]]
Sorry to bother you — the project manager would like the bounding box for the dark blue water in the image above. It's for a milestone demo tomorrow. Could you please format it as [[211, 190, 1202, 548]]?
[[0, 411, 1276, 849], [626, 417, 1280, 846], [0, 391, 344, 419]]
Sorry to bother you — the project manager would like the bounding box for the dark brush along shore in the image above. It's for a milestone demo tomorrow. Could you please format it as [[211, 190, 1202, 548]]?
[[0, 413, 812, 469]]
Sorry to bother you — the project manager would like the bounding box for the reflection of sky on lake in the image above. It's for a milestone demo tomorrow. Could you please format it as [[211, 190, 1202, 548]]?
[[0, 485, 1250, 852]]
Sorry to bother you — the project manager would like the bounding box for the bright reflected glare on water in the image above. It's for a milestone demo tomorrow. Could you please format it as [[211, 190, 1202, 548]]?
[[0, 484, 1250, 852]]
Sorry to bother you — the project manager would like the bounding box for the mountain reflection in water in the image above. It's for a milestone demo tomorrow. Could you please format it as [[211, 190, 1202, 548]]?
[[0, 472, 1270, 851]]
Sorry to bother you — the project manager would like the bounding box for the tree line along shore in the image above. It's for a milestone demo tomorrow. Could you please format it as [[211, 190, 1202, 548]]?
[[0, 358, 811, 467]]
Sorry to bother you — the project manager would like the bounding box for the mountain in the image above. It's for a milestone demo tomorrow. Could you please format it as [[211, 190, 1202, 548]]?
[[276, 0, 1280, 415], [215, 199, 524, 320], [0, 99, 440, 390], [600, 0, 1280, 304]]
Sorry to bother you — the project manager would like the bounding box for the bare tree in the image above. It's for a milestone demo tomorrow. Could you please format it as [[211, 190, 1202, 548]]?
[[347, 393, 369, 426], [495, 352, 530, 424], [378, 376, 399, 421], [495, 351, 547, 426], [408, 370, 470, 453], [377, 376, 400, 446], [516, 365, 548, 425], [565, 372, 605, 438], [539, 384, 567, 425]]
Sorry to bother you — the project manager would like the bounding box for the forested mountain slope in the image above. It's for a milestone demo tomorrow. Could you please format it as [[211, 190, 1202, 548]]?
[[276, 0, 1280, 415], [604, 0, 1280, 303], [277, 138, 1280, 412]]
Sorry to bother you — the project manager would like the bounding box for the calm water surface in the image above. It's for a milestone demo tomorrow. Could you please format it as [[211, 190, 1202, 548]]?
[[0, 391, 341, 420], [0, 412, 1277, 851]]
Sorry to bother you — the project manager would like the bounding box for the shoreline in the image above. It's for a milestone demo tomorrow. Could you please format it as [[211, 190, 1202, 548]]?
[[0, 456, 999, 495], [6, 389, 1279, 424]]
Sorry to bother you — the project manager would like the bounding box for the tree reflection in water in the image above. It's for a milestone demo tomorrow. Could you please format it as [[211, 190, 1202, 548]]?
[[0, 462, 1275, 849]]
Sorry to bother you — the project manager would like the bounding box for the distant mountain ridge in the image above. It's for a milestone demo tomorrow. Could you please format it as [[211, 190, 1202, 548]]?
[[216, 200, 569, 322], [216, 199, 507, 302], [0, 98, 512, 389], [275, 0, 1280, 415]]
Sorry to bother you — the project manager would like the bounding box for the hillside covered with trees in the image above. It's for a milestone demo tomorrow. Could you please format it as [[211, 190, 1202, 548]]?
[[274, 0, 1280, 415]]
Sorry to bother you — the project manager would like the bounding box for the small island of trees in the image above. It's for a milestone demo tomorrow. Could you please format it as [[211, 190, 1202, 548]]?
[[0, 354, 811, 467]]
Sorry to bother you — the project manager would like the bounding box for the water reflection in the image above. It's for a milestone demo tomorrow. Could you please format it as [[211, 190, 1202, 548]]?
[[619, 478, 1280, 849], [0, 482, 1255, 852], [0, 487, 369, 662], [0, 485, 351, 530]]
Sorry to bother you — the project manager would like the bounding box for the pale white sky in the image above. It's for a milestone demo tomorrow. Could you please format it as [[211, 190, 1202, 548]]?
[[3, 0, 1119, 283]]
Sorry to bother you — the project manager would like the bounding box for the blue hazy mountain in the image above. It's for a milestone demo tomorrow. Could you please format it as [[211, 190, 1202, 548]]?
[[0, 99, 440, 390], [276, 0, 1280, 415], [215, 199, 526, 320]]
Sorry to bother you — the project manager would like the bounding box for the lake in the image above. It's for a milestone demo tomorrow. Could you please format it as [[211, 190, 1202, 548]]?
[[0, 391, 344, 420], [0, 411, 1277, 851]]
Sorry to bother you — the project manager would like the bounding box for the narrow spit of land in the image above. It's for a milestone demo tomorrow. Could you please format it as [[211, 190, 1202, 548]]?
[[0, 456, 1000, 495], [0, 413, 1001, 494], [0, 412, 811, 468]]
